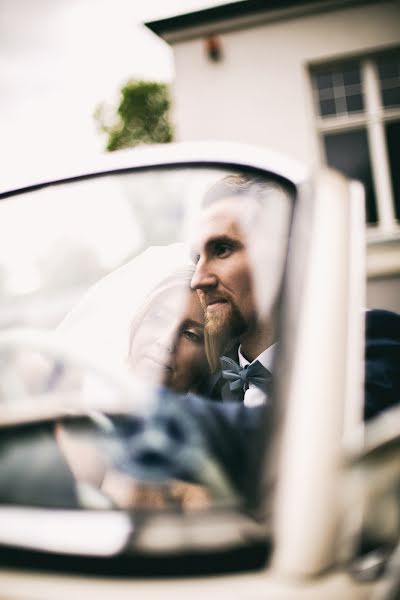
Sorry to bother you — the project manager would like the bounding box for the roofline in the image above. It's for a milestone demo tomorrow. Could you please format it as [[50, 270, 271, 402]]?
[[145, 0, 294, 36], [144, 0, 374, 43]]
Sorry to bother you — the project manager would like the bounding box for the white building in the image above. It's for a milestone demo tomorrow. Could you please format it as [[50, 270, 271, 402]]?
[[145, 0, 400, 311]]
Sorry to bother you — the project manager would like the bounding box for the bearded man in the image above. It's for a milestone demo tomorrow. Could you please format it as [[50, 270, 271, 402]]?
[[190, 173, 290, 406], [190, 174, 400, 419]]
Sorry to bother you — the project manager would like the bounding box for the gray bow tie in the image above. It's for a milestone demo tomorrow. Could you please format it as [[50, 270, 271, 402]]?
[[220, 356, 273, 399]]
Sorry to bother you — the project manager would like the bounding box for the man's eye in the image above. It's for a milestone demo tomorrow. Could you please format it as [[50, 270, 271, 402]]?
[[215, 243, 232, 258]]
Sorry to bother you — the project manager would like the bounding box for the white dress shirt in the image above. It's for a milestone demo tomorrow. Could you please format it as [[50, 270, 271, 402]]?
[[238, 343, 277, 407]]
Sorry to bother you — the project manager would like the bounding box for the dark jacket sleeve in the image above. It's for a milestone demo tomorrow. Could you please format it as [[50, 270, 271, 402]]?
[[364, 308, 400, 421], [187, 309, 400, 496], [183, 394, 268, 508]]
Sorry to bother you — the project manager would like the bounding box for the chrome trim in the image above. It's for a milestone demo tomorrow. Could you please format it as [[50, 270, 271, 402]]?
[[0, 506, 267, 557], [272, 169, 360, 577], [0, 508, 131, 556]]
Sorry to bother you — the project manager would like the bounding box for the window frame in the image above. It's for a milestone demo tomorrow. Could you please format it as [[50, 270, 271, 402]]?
[[310, 48, 400, 237]]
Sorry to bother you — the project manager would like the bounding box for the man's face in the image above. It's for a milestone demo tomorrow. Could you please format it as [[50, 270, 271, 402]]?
[[190, 198, 257, 339]]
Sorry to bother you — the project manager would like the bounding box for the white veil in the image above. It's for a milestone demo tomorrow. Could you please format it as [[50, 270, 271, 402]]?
[[57, 243, 194, 372]]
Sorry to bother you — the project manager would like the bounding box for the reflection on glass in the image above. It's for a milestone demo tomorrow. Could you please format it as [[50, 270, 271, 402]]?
[[0, 167, 294, 537]]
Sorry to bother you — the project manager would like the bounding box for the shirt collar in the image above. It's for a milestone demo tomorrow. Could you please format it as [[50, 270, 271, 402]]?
[[238, 342, 278, 372]]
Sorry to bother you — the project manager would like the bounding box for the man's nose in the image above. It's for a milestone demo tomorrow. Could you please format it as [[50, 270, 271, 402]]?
[[190, 259, 217, 290]]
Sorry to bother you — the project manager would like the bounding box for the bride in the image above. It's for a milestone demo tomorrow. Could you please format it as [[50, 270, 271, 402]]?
[[58, 242, 211, 395]]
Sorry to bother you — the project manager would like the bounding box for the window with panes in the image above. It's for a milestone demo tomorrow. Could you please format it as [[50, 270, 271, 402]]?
[[310, 48, 400, 231]]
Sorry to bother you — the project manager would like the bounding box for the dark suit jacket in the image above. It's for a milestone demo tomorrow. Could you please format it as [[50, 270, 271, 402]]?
[[203, 309, 400, 419], [364, 309, 400, 420]]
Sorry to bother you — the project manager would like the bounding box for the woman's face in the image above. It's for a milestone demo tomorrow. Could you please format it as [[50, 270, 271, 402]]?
[[129, 288, 209, 393]]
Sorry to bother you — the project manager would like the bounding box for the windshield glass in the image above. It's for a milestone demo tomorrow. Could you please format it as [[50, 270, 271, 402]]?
[[0, 166, 294, 530]]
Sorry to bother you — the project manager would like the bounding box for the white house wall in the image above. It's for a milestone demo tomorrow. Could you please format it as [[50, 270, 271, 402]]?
[[171, 1, 400, 167]]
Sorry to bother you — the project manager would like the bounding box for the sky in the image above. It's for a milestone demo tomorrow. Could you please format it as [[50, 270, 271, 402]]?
[[0, 0, 231, 184]]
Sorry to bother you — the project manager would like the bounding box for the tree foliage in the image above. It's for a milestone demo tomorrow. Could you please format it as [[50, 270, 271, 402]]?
[[94, 80, 174, 152]]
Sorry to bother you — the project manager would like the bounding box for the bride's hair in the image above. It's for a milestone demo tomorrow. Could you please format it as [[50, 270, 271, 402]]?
[[204, 321, 235, 373]]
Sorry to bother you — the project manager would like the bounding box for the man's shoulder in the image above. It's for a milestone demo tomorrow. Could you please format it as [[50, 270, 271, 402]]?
[[366, 308, 400, 342], [365, 308, 400, 420]]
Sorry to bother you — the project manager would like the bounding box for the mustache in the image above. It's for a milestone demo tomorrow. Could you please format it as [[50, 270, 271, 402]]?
[[197, 290, 207, 311], [197, 290, 229, 309]]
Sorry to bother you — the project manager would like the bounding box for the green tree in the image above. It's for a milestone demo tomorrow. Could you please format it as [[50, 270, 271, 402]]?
[[95, 80, 174, 152]]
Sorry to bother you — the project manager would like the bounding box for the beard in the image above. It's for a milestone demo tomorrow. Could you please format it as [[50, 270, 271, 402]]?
[[205, 304, 240, 336], [205, 303, 248, 372], [197, 291, 249, 372]]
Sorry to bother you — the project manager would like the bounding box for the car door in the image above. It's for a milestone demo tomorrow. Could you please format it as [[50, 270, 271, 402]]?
[[0, 142, 392, 599]]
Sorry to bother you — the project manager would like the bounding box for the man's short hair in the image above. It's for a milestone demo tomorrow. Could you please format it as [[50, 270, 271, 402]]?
[[202, 172, 293, 209]]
